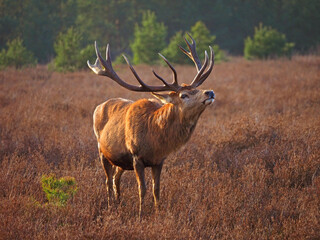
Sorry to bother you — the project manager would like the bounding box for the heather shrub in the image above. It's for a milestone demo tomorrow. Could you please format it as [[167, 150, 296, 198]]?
[[0, 38, 36, 69], [0, 56, 319, 239], [244, 23, 295, 59], [41, 174, 77, 206]]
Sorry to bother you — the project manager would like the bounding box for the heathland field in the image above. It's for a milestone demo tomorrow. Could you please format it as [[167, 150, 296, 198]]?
[[0, 56, 319, 239]]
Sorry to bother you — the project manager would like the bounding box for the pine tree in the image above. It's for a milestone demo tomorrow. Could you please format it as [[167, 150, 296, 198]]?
[[190, 21, 224, 62], [244, 23, 295, 59], [131, 11, 167, 65], [0, 38, 36, 69], [53, 27, 95, 72], [161, 31, 189, 64]]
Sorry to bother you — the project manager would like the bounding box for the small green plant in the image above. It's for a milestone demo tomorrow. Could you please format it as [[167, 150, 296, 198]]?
[[0, 38, 37, 69], [53, 27, 95, 72], [41, 174, 77, 206], [131, 10, 167, 65], [244, 23, 295, 59]]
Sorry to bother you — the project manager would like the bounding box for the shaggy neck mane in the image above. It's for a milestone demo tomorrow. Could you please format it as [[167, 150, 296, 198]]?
[[151, 103, 203, 151]]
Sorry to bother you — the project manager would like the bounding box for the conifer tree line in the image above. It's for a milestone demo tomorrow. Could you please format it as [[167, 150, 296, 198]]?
[[0, 0, 319, 64]]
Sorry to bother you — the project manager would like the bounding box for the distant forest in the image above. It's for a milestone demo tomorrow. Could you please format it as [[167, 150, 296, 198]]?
[[1, 0, 319, 62]]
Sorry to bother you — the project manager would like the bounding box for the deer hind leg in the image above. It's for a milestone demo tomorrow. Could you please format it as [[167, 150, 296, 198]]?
[[133, 156, 146, 219], [151, 162, 163, 212], [100, 153, 114, 208], [113, 167, 124, 203]]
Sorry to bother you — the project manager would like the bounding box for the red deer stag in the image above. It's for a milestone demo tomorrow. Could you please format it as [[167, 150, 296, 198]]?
[[87, 34, 215, 218]]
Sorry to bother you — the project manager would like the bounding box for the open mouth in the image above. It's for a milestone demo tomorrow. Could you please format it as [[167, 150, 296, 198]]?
[[203, 98, 215, 105]]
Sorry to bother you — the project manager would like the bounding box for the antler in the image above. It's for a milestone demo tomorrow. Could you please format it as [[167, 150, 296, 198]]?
[[179, 33, 214, 88], [88, 35, 214, 92], [87, 42, 181, 92], [152, 53, 181, 91]]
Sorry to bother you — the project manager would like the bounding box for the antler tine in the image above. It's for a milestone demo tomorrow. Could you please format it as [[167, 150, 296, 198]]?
[[178, 34, 215, 88], [88, 42, 124, 83], [122, 55, 152, 90], [87, 42, 108, 75], [194, 46, 215, 87], [88, 38, 214, 92], [88, 42, 153, 91], [152, 70, 173, 88], [178, 33, 202, 72], [152, 53, 181, 92], [190, 50, 209, 87], [158, 53, 179, 87], [88, 42, 182, 92]]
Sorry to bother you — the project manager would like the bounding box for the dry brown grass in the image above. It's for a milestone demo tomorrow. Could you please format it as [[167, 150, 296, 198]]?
[[0, 56, 319, 239]]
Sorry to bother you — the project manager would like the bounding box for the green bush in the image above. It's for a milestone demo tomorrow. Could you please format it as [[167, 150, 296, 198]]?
[[131, 11, 167, 65], [53, 27, 95, 72], [161, 22, 225, 65], [189, 21, 225, 63], [114, 53, 131, 65], [41, 174, 77, 206], [0, 38, 37, 69], [161, 31, 190, 64], [0, 49, 7, 68], [244, 23, 295, 59], [79, 44, 96, 67]]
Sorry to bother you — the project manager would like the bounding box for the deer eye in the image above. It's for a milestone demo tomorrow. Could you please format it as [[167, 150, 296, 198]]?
[[179, 93, 189, 99]]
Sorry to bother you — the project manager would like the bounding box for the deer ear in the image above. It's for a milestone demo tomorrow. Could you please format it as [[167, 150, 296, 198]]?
[[151, 92, 173, 104]]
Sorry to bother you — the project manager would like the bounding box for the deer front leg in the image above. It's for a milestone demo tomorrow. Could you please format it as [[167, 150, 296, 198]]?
[[133, 156, 146, 219], [100, 153, 114, 208], [113, 167, 124, 203], [151, 162, 163, 212]]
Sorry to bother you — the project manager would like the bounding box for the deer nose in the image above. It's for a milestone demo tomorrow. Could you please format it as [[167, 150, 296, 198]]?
[[205, 90, 215, 99]]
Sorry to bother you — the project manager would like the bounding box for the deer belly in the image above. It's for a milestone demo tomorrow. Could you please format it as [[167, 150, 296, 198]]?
[[100, 147, 134, 170], [109, 154, 134, 170]]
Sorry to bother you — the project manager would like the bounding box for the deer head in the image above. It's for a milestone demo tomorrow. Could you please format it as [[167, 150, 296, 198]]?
[[87, 33, 215, 111]]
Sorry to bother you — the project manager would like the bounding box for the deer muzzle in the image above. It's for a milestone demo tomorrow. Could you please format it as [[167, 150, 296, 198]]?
[[203, 90, 215, 105]]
